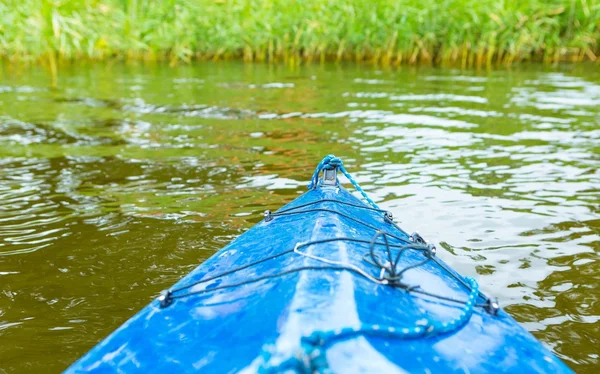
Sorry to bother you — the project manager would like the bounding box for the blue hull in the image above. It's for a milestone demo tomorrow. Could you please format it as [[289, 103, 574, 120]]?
[[67, 162, 571, 373]]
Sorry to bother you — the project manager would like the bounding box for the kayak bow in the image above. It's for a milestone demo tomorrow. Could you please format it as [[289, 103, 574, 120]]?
[[66, 156, 572, 373]]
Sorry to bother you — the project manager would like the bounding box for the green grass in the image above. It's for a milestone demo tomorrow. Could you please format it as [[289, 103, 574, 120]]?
[[1, 0, 599, 67]]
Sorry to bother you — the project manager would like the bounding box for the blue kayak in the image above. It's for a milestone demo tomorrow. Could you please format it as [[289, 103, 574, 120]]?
[[67, 156, 572, 373]]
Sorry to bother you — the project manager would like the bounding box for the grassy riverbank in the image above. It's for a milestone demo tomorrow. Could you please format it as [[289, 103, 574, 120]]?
[[1, 0, 599, 68]]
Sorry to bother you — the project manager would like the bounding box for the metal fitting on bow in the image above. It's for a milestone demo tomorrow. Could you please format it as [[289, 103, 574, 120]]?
[[264, 210, 273, 222], [484, 298, 500, 315], [410, 232, 427, 245], [384, 211, 394, 223], [158, 290, 173, 308]]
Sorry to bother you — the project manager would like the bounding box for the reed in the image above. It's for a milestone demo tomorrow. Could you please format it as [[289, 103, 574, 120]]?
[[1, 0, 598, 67]]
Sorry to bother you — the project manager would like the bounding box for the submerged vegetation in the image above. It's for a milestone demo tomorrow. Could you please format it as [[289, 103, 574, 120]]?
[[1, 0, 599, 67]]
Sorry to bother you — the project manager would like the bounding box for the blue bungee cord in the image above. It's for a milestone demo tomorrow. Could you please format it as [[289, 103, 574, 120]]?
[[307, 155, 380, 210], [258, 278, 480, 374]]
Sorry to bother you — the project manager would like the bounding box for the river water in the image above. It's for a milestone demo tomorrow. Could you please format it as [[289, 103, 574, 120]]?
[[0, 62, 598, 372]]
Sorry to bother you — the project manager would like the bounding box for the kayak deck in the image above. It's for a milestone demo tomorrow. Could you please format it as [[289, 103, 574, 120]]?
[[67, 157, 571, 373]]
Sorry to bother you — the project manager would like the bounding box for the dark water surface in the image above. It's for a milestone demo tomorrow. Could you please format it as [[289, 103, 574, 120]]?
[[0, 62, 598, 372]]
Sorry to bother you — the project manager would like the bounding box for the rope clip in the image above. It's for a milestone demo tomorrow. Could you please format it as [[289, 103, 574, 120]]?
[[384, 211, 394, 223], [425, 244, 437, 258], [410, 232, 427, 245], [158, 290, 173, 308], [483, 298, 500, 316], [263, 210, 273, 222]]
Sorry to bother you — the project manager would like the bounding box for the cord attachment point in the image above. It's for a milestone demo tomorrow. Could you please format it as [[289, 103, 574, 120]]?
[[424, 244, 437, 258], [321, 167, 338, 186], [264, 210, 273, 222], [384, 211, 394, 223], [158, 290, 173, 308], [484, 298, 500, 315], [410, 232, 427, 245]]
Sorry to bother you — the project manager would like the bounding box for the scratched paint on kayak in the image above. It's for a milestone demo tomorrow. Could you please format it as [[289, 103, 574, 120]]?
[[66, 180, 571, 373]]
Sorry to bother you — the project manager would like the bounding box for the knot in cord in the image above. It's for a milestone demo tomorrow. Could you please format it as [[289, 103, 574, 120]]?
[[258, 334, 332, 374], [323, 156, 342, 169], [366, 231, 435, 287]]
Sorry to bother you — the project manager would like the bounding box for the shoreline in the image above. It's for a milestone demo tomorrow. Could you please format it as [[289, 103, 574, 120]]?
[[1, 0, 598, 68]]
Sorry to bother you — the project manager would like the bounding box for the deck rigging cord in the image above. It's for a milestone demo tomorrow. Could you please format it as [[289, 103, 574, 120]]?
[[157, 155, 499, 373], [162, 236, 489, 308]]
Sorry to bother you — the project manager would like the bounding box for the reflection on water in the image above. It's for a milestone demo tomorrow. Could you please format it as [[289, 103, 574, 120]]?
[[0, 63, 598, 372]]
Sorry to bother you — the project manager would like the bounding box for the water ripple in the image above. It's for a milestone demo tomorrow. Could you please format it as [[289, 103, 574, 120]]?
[[0, 64, 598, 372]]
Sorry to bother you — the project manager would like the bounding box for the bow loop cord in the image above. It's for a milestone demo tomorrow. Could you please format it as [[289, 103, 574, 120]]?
[[308, 155, 380, 210]]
